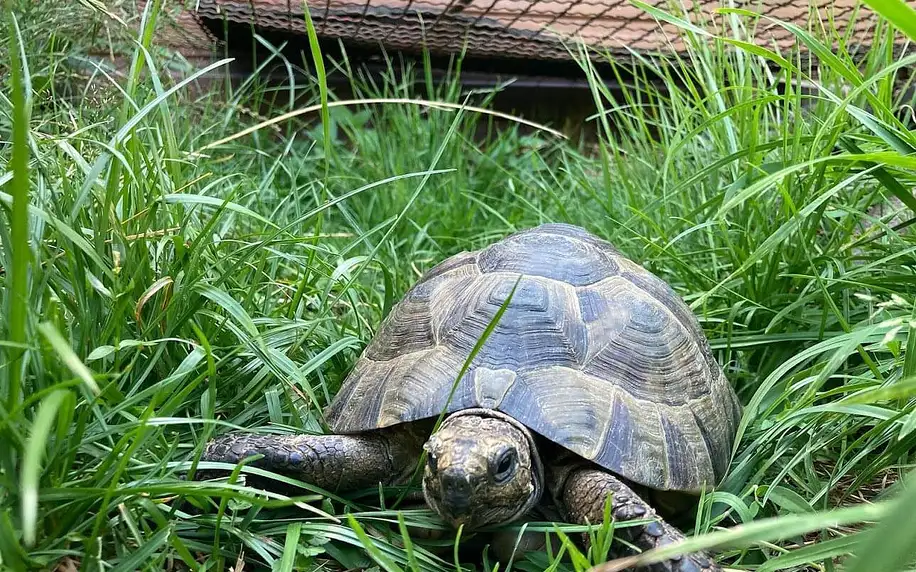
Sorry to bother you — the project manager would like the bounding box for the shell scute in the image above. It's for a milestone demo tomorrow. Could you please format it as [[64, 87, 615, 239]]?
[[325, 357, 399, 431], [479, 231, 618, 286], [420, 250, 479, 282], [617, 263, 719, 375], [364, 259, 479, 361], [658, 408, 700, 491], [500, 366, 608, 459], [515, 222, 623, 256], [437, 274, 588, 372], [363, 292, 435, 361], [578, 278, 709, 404]]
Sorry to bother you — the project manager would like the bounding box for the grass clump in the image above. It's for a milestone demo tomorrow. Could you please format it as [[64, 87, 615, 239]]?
[[2, 0, 916, 571]]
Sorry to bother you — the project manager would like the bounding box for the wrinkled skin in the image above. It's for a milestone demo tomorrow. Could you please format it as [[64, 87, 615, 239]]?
[[421, 413, 541, 530]]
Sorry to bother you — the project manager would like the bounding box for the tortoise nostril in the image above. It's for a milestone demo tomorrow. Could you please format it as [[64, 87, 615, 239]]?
[[440, 471, 472, 513], [442, 472, 471, 494]]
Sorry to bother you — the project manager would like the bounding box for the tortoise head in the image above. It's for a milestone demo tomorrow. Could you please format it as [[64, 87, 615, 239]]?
[[421, 410, 543, 530]]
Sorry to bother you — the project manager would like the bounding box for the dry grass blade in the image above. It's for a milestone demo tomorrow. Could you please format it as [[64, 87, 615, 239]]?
[[190, 97, 567, 157]]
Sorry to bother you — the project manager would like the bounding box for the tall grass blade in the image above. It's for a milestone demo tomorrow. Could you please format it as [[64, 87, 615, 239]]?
[[5, 12, 31, 408], [861, 0, 916, 40], [21, 389, 71, 546], [591, 499, 893, 570], [37, 323, 101, 396], [845, 471, 916, 572]]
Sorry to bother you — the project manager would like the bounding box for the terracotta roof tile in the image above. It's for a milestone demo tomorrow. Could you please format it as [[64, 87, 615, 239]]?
[[157, 0, 913, 62]]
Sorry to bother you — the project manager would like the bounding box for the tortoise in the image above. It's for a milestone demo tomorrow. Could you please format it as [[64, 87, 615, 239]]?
[[200, 223, 741, 571]]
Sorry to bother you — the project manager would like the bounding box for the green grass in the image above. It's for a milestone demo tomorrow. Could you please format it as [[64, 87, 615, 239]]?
[[2, 0, 916, 570]]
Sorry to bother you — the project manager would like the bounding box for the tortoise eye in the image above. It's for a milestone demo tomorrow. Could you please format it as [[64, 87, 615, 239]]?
[[492, 448, 517, 484], [427, 453, 438, 474]]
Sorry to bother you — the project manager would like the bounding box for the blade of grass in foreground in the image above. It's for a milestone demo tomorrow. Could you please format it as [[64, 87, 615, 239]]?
[[276, 522, 303, 572], [347, 514, 405, 572], [301, 0, 330, 178], [20, 389, 72, 546], [756, 535, 859, 572], [589, 498, 893, 571], [300, 0, 332, 302], [845, 469, 916, 572], [5, 12, 31, 409], [37, 323, 101, 396], [861, 0, 916, 41]]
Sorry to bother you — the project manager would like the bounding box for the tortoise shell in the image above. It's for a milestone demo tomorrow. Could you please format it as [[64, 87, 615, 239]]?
[[324, 223, 742, 493]]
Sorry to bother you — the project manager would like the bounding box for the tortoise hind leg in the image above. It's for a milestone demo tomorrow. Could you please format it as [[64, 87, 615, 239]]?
[[197, 425, 424, 493], [558, 468, 721, 572]]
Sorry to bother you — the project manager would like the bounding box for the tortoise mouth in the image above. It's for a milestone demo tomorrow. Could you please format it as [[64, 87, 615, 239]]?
[[440, 504, 474, 529], [423, 468, 473, 527]]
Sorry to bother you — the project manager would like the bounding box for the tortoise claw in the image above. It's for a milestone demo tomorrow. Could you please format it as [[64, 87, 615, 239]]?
[[633, 525, 720, 572], [643, 552, 717, 572]]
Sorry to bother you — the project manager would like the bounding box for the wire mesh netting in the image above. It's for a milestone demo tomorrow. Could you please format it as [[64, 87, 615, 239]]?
[[182, 0, 912, 63]]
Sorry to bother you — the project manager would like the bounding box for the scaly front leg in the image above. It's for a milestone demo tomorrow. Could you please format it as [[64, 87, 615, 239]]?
[[559, 468, 720, 572], [197, 425, 424, 493]]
